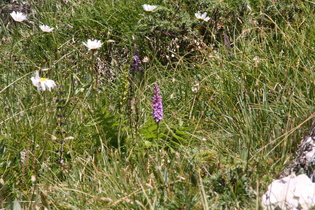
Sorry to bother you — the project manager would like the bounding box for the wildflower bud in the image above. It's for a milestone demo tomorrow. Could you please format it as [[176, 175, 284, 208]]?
[[131, 55, 143, 74], [31, 175, 36, 183]]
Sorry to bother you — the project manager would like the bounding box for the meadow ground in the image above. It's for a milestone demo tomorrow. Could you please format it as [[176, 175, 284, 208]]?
[[1, 0, 315, 209]]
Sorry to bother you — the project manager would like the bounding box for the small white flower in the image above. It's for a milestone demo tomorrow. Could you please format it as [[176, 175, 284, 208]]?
[[10, 11, 27, 22], [39, 25, 54, 32], [20, 151, 26, 163], [253, 56, 261, 63], [31, 71, 57, 91], [195, 11, 210, 22], [82, 39, 103, 50], [142, 4, 158, 12], [191, 82, 200, 93], [142, 56, 150, 63]]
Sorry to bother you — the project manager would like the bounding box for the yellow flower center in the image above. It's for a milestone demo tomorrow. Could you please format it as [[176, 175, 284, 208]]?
[[40, 78, 47, 82]]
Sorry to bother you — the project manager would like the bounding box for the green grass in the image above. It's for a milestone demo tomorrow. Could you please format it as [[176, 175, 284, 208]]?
[[1, 0, 315, 209]]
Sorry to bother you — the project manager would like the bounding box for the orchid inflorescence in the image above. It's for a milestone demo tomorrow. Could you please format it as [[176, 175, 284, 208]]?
[[152, 83, 164, 123]]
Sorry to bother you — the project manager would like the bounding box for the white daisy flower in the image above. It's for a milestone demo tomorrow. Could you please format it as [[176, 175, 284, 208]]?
[[39, 25, 54, 32], [195, 11, 210, 22], [31, 71, 57, 91], [10, 11, 27, 22], [142, 4, 158, 12], [82, 39, 103, 50]]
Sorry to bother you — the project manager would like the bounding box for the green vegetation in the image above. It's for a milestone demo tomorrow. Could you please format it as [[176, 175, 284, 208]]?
[[1, 0, 315, 208]]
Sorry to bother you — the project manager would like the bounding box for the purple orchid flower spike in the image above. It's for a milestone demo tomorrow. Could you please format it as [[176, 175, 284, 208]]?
[[152, 83, 163, 123]]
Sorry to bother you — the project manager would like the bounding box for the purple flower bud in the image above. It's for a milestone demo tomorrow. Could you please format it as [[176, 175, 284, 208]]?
[[131, 55, 143, 74], [152, 83, 163, 123]]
